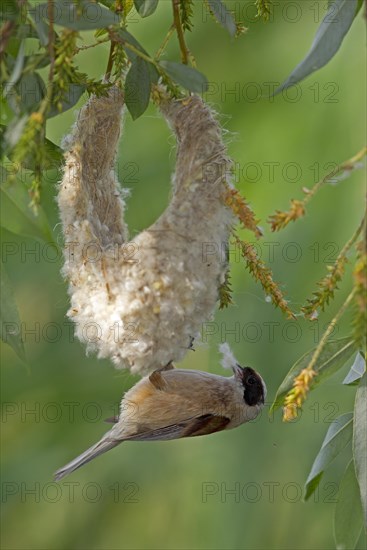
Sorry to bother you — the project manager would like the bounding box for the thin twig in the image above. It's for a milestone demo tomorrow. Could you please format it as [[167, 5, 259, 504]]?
[[105, 0, 123, 81], [337, 213, 366, 261], [47, 0, 55, 84], [306, 288, 357, 373], [38, 0, 55, 116], [303, 146, 367, 206], [155, 23, 175, 60], [75, 37, 110, 52], [283, 285, 358, 421], [302, 211, 367, 318], [0, 20, 16, 60], [105, 41, 115, 81], [269, 146, 367, 231], [110, 31, 158, 66], [172, 0, 189, 64]]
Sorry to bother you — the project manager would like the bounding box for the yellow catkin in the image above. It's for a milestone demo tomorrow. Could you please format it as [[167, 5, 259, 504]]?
[[283, 367, 317, 421]]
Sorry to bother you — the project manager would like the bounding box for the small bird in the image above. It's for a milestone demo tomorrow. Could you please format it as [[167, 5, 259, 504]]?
[[54, 349, 266, 481]]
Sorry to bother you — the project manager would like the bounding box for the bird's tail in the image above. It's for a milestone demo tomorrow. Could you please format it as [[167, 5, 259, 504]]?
[[54, 433, 122, 481]]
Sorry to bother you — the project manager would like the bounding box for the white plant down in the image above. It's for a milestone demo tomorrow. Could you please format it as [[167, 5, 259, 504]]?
[[219, 342, 239, 371], [58, 86, 235, 375]]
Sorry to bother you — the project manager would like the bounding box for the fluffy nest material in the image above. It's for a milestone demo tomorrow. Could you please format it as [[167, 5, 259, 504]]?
[[58, 87, 235, 374]]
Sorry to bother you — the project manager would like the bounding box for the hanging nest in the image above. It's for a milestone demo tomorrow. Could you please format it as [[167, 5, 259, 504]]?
[[58, 87, 235, 375]]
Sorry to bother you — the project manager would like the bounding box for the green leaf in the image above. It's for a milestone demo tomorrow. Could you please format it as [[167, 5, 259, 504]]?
[[343, 352, 366, 385], [2, 115, 28, 150], [16, 23, 40, 40], [98, 0, 116, 7], [2, 24, 38, 47], [0, 185, 52, 242], [48, 83, 86, 118], [4, 40, 25, 98], [350, 0, 364, 15], [304, 413, 353, 500], [353, 372, 367, 525], [134, 0, 159, 18], [356, 0, 364, 13], [334, 460, 364, 550], [207, 0, 237, 37], [0, 263, 25, 361], [116, 29, 159, 83], [0, 0, 19, 22], [28, 5, 53, 46], [304, 472, 324, 501], [41, 138, 64, 170], [271, 337, 357, 412], [24, 53, 51, 71], [0, 167, 7, 183], [16, 72, 46, 112], [117, 29, 146, 62], [274, 0, 358, 95], [35, 0, 120, 31], [1, 124, 63, 170], [125, 57, 151, 120], [159, 61, 208, 93]]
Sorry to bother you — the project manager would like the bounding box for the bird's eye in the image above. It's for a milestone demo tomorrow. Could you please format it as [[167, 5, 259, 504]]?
[[247, 375, 257, 385]]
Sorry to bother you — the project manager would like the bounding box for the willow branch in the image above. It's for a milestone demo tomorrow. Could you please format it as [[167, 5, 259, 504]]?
[[172, 0, 189, 64]]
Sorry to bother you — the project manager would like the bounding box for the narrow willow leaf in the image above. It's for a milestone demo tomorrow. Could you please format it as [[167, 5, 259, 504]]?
[[117, 29, 159, 83], [36, 0, 120, 31], [334, 460, 364, 549], [117, 29, 147, 62], [4, 41, 25, 98], [1, 123, 62, 170], [134, 0, 159, 18], [328, 0, 363, 10], [355, 0, 364, 15], [125, 57, 151, 120], [304, 413, 353, 500], [42, 138, 64, 170], [353, 372, 367, 524], [343, 352, 366, 385], [16, 23, 40, 41], [274, 0, 358, 95], [0, 0, 19, 22], [4, 38, 21, 59], [2, 116, 28, 154], [16, 72, 46, 112], [0, 263, 26, 361], [24, 54, 51, 71], [0, 167, 7, 184], [304, 472, 323, 501], [207, 0, 237, 37], [159, 61, 208, 93], [98, 0, 116, 7], [271, 337, 357, 412], [47, 84, 86, 118], [28, 5, 53, 46]]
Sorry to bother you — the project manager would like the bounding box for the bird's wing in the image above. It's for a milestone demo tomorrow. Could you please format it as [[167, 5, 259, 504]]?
[[148, 362, 175, 391], [182, 414, 230, 437], [104, 363, 176, 422], [124, 414, 230, 442], [104, 416, 119, 423]]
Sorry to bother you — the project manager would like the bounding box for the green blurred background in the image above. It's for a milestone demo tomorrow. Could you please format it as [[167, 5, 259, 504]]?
[[1, 1, 366, 549]]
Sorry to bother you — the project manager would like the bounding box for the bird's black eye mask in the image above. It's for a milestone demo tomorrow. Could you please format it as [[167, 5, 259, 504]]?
[[240, 366, 265, 407]]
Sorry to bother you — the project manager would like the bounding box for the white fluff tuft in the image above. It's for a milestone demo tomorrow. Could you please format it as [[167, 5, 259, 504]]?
[[219, 343, 238, 371]]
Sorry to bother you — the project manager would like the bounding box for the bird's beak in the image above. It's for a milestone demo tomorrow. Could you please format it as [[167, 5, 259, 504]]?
[[231, 363, 244, 381]]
